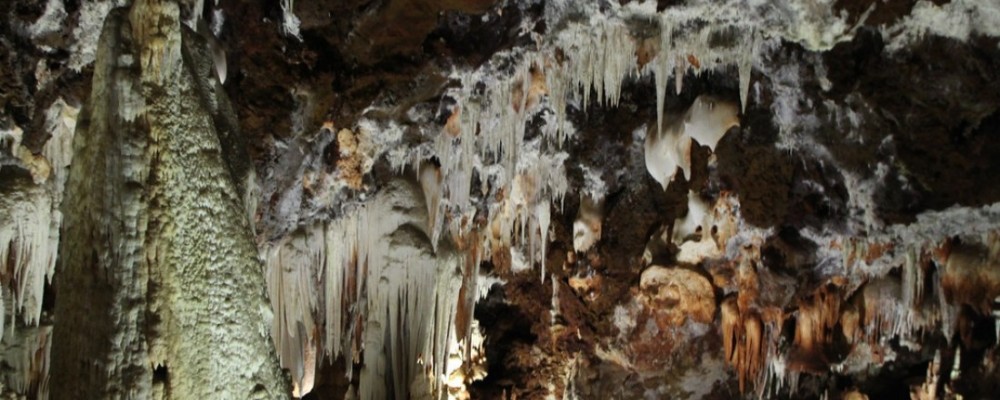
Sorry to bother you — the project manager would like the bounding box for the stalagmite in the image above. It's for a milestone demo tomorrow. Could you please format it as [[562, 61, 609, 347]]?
[[50, 1, 288, 397]]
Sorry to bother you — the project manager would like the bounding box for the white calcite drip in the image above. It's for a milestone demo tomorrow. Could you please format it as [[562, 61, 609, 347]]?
[[572, 195, 604, 253], [553, 2, 761, 140], [484, 140, 568, 280], [279, 0, 301, 39], [0, 98, 78, 330], [264, 179, 496, 399], [253, 1, 1000, 399], [265, 225, 323, 397], [644, 95, 740, 190], [386, 1, 777, 282], [0, 183, 53, 329]]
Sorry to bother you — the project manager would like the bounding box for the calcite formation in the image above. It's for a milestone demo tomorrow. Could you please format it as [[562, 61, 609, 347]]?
[[1, 0, 1000, 399]]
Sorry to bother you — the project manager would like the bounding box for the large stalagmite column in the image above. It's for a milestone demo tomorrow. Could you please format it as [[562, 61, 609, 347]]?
[[50, 0, 289, 398]]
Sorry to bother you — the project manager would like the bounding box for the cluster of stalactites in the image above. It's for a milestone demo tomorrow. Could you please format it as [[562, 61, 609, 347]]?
[[0, 99, 78, 334], [721, 248, 848, 398], [428, 65, 568, 278], [790, 282, 844, 371], [264, 179, 492, 399], [840, 229, 1000, 346], [715, 201, 1000, 397], [399, 3, 763, 280], [722, 297, 764, 393], [758, 233, 1000, 395], [547, 5, 759, 141], [721, 244, 776, 395], [0, 184, 53, 334], [482, 155, 565, 281]]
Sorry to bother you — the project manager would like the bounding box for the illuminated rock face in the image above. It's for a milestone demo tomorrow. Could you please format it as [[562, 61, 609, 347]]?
[[42, 1, 286, 398], [3, 0, 1000, 399]]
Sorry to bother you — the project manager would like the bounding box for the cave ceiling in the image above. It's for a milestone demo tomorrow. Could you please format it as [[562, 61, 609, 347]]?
[[2, 0, 1000, 399]]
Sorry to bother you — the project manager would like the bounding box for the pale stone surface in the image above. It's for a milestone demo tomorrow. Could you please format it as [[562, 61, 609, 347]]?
[[50, 1, 287, 398]]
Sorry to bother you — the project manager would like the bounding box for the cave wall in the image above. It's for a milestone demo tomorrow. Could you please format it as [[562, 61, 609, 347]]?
[[1, 0, 999, 399]]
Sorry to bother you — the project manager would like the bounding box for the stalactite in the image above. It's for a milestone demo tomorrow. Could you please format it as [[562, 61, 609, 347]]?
[[420, 163, 444, 251], [645, 96, 739, 191], [265, 225, 323, 397], [790, 283, 842, 372], [0, 325, 52, 398], [263, 178, 490, 398], [721, 297, 764, 393], [0, 97, 76, 334], [738, 29, 759, 112], [941, 243, 1000, 316], [0, 183, 54, 328], [279, 0, 301, 39], [185, 1, 1000, 397]]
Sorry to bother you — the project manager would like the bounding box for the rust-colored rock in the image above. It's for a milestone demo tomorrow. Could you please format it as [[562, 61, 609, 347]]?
[[941, 242, 1000, 315], [790, 282, 843, 372], [721, 297, 764, 393]]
